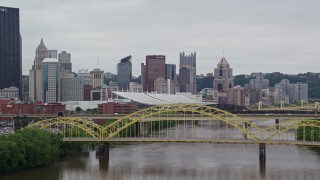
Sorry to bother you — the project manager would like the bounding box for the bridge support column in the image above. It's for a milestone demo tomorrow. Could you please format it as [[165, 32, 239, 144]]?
[[259, 143, 266, 161], [96, 142, 109, 158], [135, 122, 140, 137], [195, 120, 199, 126], [244, 122, 248, 140], [139, 122, 149, 135], [275, 119, 279, 129]]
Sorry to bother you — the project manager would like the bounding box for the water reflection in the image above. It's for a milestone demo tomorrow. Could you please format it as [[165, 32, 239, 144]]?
[[1, 143, 320, 180]]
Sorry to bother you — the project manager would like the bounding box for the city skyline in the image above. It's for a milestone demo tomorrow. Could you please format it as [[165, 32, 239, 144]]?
[[2, 0, 320, 76]]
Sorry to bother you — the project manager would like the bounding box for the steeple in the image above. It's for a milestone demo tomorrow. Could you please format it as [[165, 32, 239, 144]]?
[[217, 57, 230, 68], [35, 38, 48, 69], [36, 38, 48, 52]]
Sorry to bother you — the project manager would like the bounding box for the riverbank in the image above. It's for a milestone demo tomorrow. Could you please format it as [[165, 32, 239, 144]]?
[[0, 129, 61, 174]]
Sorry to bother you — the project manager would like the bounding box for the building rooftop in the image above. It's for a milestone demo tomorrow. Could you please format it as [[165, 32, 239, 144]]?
[[113, 92, 210, 105], [36, 38, 48, 52], [120, 55, 132, 63], [42, 58, 59, 63], [217, 57, 230, 67]]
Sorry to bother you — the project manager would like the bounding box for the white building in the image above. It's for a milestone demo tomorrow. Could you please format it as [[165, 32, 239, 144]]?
[[41, 58, 60, 103], [0, 87, 19, 99], [129, 82, 143, 92], [90, 68, 104, 88]]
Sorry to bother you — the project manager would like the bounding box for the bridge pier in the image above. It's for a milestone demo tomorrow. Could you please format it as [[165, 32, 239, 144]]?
[[96, 142, 109, 158], [259, 143, 266, 161], [275, 119, 279, 129], [244, 122, 248, 140]]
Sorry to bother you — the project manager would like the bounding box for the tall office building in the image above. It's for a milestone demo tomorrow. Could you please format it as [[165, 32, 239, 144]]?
[[179, 67, 191, 92], [61, 73, 84, 101], [117, 55, 132, 90], [143, 55, 166, 92], [41, 58, 60, 103], [179, 52, 197, 94], [180, 52, 196, 67], [141, 63, 146, 91], [227, 86, 245, 106], [165, 64, 177, 81], [29, 39, 48, 101], [58, 51, 72, 73], [275, 79, 308, 103], [90, 68, 104, 88], [249, 73, 269, 91], [0, 6, 22, 98], [213, 57, 234, 92]]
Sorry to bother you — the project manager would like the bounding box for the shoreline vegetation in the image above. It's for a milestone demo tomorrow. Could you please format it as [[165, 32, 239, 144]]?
[[0, 129, 61, 174], [0, 128, 96, 174]]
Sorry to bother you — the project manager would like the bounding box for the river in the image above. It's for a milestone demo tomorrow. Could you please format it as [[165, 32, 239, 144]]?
[[1, 143, 320, 180], [1, 119, 320, 180]]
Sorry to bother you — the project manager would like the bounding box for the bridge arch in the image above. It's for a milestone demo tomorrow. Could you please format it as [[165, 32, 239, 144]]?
[[27, 117, 105, 139], [104, 104, 262, 142], [264, 119, 320, 144]]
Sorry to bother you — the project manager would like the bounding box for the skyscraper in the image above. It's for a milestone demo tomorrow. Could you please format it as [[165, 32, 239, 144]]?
[[61, 73, 84, 101], [213, 57, 234, 92], [58, 51, 72, 73], [144, 55, 166, 92], [117, 55, 132, 90], [141, 63, 146, 91], [90, 68, 104, 88], [29, 39, 48, 101], [0, 6, 22, 98], [41, 58, 60, 103], [165, 64, 177, 81], [179, 67, 191, 92], [249, 73, 269, 91], [179, 52, 197, 94]]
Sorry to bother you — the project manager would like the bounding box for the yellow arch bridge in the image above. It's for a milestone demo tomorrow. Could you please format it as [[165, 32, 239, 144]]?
[[27, 104, 320, 161]]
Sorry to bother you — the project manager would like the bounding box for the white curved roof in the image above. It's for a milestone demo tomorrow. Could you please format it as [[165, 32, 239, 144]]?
[[113, 92, 206, 105]]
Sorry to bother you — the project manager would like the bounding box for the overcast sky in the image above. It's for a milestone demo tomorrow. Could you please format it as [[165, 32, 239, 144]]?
[[3, 0, 320, 76]]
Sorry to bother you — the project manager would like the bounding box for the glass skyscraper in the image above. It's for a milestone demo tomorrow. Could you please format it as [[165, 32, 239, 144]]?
[[117, 55, 132, 90], [0, 6, 22, 98]]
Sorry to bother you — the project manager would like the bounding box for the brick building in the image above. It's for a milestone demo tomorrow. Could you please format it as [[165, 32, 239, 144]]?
[[98, 100, 138, 114], [0, 99, 65, 115]]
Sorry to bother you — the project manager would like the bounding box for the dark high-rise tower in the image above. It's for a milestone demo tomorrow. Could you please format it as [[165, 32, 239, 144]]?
[[117, 55, 132, 90], [0, 6, 22, 98], [179, 52, 196, 93]]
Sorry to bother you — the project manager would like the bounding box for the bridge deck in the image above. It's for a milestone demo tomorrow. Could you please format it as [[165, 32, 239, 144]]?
[[63, 138, 320, 146]]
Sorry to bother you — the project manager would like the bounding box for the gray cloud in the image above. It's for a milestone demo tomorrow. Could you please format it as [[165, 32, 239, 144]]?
[[3, 0, 320, 76]]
